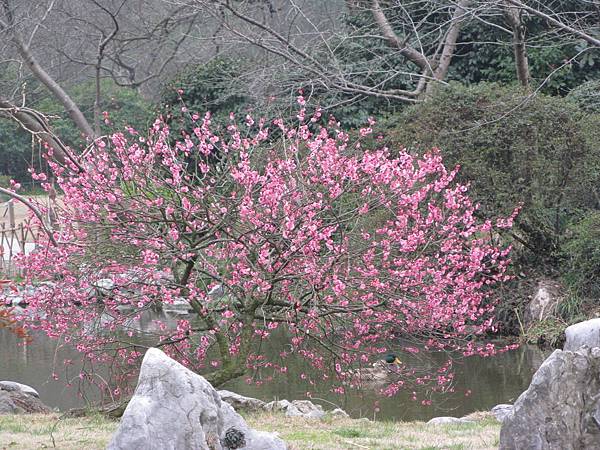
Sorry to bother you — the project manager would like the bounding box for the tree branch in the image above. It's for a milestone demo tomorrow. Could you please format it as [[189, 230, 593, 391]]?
[[0, 98, 69, 164], [505, 0, 600, 48], [429, 0, 471, 88], [0, 187, 57, 246], [370, 0, 432, 72]]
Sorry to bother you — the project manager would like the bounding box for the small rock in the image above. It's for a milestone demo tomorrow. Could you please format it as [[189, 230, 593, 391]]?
[[526, 279, 561, 324], [162, 297, 193, 315], [208, 284, 225, 298], [491, 404, 513, 423], [426, 417, 475, 425], [265, 399, 325, 419], [330, 408, 350, 418], [564, 318, 600, 351], [0, 381, 40, 398], [93, 278, 115, 295], [291, 400, 325, 419], [265, 399, 299, 416], [4, 294, 26, 307], [218, 390, 266, 412]]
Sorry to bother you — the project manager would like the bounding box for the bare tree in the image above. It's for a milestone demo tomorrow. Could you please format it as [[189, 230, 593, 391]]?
[[185, 0, 475, 102], [0, 0, 205, 155], [0, 0, 95, 138], [2, 0, 600, 164], [174, 0, 600, 111], [505, 0, 600, 49]]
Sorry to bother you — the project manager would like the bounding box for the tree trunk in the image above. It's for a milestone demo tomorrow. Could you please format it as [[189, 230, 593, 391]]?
[[14, 38, 96, 138], [504, 2, 530, 89], [426, 0, 471, 96], [370, 0, 431, 72]]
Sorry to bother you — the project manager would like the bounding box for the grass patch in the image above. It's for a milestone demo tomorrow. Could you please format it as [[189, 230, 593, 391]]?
[[332, 427, 366, 438], [0, 413, 118, 450], [522, 317, 567, 347], [244, 411, 501, 450], [0, 410, 501, 450]]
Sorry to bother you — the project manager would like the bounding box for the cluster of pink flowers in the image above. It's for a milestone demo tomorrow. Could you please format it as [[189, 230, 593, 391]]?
[[5, 101, 516, 397]]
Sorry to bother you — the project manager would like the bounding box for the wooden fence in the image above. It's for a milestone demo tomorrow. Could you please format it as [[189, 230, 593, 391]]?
[[0, 200, 39, 277]]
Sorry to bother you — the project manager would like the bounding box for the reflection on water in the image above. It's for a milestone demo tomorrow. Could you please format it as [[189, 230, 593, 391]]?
[[0, 328, 89, 410], [0, 314, 551, 421], [225, 339, 550, 421]]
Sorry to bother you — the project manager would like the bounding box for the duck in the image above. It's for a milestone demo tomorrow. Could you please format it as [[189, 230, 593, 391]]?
[[351, 353, 403, 386], [383, 353, 402, 365]]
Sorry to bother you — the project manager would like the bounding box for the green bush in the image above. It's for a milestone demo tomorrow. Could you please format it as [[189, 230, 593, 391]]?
[[0, 120, 36, 183], [568, 79, 600, 113], [378, 82, 600, 265], [562, 211, 600, 296], [159, 57, 251, 132]]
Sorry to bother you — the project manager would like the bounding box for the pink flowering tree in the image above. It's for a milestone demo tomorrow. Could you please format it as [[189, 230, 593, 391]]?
[[8, 101, 516, 396]]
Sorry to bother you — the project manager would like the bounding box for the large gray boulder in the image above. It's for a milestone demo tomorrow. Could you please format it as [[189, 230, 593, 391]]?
[[491, 404, 513, 423], [564, 318, 600, 351], [500, 346, 600, 450], [107, 348, 286, 450]]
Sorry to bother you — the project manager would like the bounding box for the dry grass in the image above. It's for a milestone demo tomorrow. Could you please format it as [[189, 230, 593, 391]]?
[[0, 411, 500, 450], [0, 413, 117, 450]]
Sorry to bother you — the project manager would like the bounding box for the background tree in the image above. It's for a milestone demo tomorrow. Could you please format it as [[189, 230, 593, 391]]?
[[0, 0, 204, 170]]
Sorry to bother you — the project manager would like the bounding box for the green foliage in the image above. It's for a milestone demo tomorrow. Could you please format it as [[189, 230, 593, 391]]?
[[523, 318, 566, 348], [333, 428, 365, 438], [159, 57, 251, 132], [556, 291, 585, 322], [379, 82, 600, 264], [0, 120, 35, 183], [450, 10, 600, 95], [36, 79, 152, 149], [562, 211, 600, 296], [567, 79, 600, 113]]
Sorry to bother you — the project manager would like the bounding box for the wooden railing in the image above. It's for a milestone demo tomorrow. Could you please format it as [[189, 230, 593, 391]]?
[[0, 200, 39, 277]]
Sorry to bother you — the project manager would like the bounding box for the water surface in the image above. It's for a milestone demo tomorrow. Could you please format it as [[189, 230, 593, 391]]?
[[0, 325, 549, 421]]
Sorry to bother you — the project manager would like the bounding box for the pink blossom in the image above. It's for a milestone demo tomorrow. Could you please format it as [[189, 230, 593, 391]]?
[[6, 109, 516, 400]]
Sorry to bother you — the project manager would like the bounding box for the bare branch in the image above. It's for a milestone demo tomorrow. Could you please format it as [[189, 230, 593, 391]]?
[[505, 0, 600, 48], [370, 0, 431, 71], [0, 98, 68, 164], [1, 0, 95, 138]]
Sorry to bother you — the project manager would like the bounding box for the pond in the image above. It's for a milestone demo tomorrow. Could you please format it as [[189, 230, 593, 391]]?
[[0, 321, 550, 421]]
